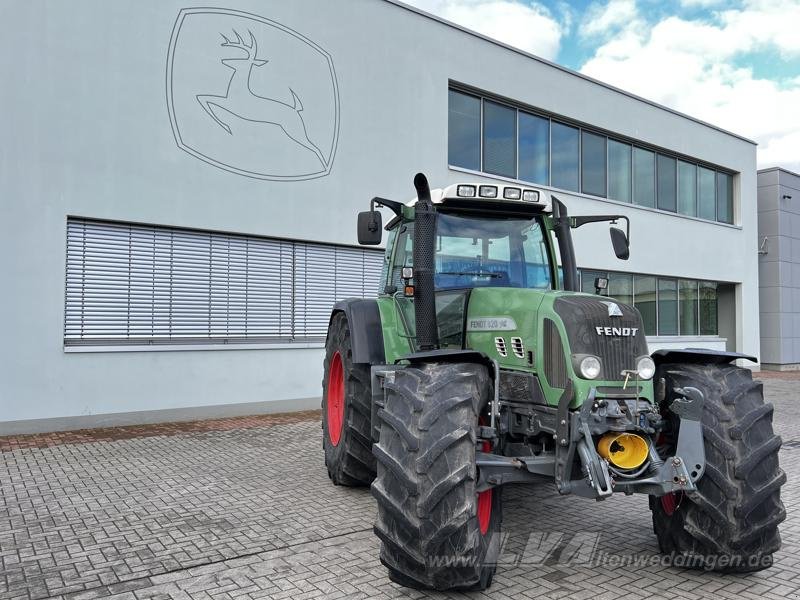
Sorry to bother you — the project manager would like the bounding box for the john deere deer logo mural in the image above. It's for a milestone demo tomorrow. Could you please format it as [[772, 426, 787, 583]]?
[[167, 8, 339, 180]]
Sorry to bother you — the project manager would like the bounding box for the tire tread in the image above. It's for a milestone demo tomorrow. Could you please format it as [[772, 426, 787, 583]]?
[[371, 363, 500, 591], [650, 363, 785, 572]]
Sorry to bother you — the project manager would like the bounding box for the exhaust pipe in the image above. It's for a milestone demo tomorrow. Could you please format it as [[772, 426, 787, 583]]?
[[412, 173, 439, 352], [597, 432, 650, 470]]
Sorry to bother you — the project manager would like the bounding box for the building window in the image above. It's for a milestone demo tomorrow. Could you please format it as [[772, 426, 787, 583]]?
[[447, 86, 736, 224], [518, 111, 549, 185], [608, 140, 632, 203], [551, 121, 580, 192], [657, 278, 678, 335], [679, 279, 699, 335], [64, 218, 383, 346], [482, 100, 516, 178], [633, 147, 656, 208], [609, 272, 633, 306], [698, 166, 716, 220], [581, 131, 607, 198], [634, 275, 657, 335], [699, 280, 718, 335], [677, 161, 697, 217], [657, 154, 677, 212], [448, 90, 481, 171], [579, 269, 719, 337], [717, 172, 733, 224]]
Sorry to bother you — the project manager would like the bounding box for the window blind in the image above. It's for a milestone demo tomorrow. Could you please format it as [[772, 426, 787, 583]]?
[[65, 218, 383, 346]]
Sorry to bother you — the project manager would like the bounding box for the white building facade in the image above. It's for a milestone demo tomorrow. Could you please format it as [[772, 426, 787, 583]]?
[[0, 0, 760, 433]]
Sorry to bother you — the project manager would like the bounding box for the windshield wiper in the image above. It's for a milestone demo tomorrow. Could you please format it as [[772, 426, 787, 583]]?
[[438, 271, 502, 278]]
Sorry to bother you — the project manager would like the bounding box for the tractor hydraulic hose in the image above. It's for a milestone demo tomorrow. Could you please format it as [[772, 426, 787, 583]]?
[[412, 173, 439, 351]]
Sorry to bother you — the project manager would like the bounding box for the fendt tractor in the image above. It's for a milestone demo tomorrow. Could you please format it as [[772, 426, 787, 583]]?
[[320, 173, 786, 591]]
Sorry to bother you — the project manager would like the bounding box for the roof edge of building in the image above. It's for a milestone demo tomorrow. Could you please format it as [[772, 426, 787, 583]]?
[[385, 0, 757, 146], [758, 166, 800, 178]]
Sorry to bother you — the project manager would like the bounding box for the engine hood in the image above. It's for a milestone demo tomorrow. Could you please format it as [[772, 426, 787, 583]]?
[[551, 293, 649, 381]]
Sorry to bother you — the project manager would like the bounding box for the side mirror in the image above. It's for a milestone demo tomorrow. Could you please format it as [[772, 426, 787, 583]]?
[[610, 227, 629, 260], [357, 210, 383, 245]]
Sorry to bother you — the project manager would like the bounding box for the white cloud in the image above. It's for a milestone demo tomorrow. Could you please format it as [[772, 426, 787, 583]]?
[[679, 0, 727, 7], [405, 0, 564, 60], [719, 0, 800, 58], [580, 0, 638, 38], [759, 131, 800, 171], [579, 0, 800, 172]]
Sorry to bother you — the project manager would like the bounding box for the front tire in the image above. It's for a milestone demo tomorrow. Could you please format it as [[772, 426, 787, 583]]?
[[322, 312, 376, 486], [650, 363, 786, 572], [371, 362, 502, 591]]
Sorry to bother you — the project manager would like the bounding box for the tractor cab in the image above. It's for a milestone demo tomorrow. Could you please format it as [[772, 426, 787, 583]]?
[[358, 177, 634, 378]]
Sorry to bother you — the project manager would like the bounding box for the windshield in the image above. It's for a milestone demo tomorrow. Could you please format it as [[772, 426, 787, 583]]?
[[390, 212, 553, 290]]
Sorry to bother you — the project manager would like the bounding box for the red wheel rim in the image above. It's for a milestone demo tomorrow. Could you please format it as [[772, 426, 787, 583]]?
[[327, 351, 345, 446], [477, 439, 492, 535], [661, 492, 681, 516]]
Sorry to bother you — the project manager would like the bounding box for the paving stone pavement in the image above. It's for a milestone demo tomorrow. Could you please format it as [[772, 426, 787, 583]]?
[[1, 377, 799, 600]]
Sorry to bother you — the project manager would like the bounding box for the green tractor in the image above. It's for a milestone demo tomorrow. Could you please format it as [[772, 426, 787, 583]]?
[[321, 173, 785, 590]]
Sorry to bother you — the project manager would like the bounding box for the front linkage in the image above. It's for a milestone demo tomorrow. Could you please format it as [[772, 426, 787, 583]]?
[[439, 372, 707, 500], [554, 384, 705, 498]]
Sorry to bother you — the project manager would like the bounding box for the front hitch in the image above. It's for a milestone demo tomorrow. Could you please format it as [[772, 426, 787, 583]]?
[[561, 386, 706, 498], [613, 386, 706, 496]]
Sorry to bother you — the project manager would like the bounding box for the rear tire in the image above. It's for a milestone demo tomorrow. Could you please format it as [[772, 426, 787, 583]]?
[[322, 312, 376, 486], [371, 362, 502, 591], [650, 363, 785, 572]]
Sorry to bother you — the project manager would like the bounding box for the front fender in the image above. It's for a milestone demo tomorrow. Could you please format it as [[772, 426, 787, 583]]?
[[329, 299, 385, 365], [652, 348, 757, 366]]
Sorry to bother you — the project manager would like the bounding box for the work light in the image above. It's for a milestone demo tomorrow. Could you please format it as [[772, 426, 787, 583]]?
[[521, 189, 540, 203], [478, 185, 498, 198], [457, 185, 476, 197]]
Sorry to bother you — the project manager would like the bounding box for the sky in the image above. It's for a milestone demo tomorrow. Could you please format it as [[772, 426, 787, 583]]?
[[405, 0, 800, 173]]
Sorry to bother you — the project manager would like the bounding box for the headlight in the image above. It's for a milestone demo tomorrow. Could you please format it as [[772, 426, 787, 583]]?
[[636, 356, 656, 380], [579, 356, 602, 380]]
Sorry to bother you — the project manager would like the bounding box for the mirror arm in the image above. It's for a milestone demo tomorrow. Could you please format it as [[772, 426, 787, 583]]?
[[371, 196, 404, 217], [570, 215, 630, 246]]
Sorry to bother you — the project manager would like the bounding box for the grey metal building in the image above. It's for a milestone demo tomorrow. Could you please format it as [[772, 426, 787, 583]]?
[[758, 167, 800, 370], [0, 0, 760, 433]]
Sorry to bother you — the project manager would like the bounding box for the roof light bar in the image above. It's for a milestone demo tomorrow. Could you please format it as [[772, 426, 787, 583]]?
[[503, 187, 521, 200]]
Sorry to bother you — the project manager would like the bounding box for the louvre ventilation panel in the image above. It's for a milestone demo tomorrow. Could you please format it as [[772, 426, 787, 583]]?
[[65, 219, 383, 345]]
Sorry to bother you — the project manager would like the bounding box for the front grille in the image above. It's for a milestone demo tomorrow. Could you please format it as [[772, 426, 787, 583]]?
[[510, 337, 525, 358], [554, 296, 648, 381], [495, 337, 508, 357], [543, 318, 568, 389]]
